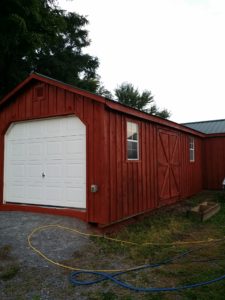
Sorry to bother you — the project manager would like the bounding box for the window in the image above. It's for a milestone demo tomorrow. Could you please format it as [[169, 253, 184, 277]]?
[[127, 121, 139, 160], [189, 137, 195, 162]]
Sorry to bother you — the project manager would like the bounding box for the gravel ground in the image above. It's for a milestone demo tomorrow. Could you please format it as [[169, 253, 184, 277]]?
[[0, 211, 100, 300]]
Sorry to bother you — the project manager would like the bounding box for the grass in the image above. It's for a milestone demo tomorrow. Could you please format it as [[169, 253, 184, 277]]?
[[0, 244, 20, 281], [0, 265, 20, 281], [86, 190, 225, 299], [0, 245, 12, 260], [31, 296, 41, 300]]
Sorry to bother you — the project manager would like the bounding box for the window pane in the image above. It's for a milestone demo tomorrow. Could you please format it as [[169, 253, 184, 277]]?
[[131, 141, 137, 151], [189, 137, 194, 149], [189, 137, 195, 162], [127, 141, 133, 151], [127, 141, 138, 159], [127, 122, 132, 139], [132, 123, 138, 140], [127, 133, 134, 140], [132, 132, 138, 141], [127, 122, 139, 160], [190, 150, 194, 162], [127, 122, 138, 141], [128, 148, 137, 159]]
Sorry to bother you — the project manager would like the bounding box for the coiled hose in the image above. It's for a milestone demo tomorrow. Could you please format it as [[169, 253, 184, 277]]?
[[27, 225, 225, 292], [70, 246, 225, 292]]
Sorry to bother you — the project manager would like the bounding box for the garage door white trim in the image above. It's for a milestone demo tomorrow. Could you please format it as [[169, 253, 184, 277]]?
[[4, 115, 86, 209]]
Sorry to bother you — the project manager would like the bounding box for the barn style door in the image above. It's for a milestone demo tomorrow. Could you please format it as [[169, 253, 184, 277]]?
[[157, 129, 181, 205]]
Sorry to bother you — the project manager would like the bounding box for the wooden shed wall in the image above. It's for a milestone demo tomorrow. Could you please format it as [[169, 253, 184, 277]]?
[[180, 134, 203, 197], [103, 109, 203, 224], [0, 81, 108, 224], [203, 136, 225, 189], [0, 78, 204, 225]]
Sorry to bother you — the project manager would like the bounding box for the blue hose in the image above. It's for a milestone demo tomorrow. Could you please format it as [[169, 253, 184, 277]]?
[[69, 247, 225, 292], [70, 270, 225, 292]]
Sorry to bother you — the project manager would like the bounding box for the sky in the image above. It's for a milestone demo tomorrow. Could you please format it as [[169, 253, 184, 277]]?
[[57, 0, 225, 123]]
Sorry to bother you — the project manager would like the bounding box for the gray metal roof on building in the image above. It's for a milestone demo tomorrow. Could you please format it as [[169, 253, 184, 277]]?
[[182, 119, 225, 134]]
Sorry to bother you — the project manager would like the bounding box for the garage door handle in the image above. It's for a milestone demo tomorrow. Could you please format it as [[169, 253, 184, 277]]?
[[42, 172, 46, 178]]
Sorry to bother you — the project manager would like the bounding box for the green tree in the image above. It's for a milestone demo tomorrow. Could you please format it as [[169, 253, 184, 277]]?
[[0, 0, 99, 98], [96, 83, 113, 98], [115, 82, 171, 119]]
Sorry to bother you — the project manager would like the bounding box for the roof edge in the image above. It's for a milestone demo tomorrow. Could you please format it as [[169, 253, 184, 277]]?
[[0, 73, 36, 107], [106, 101, 205, 137], [204, 133, 225, 138], [0, 72, 106, 108], [0, 72, 205, 137]]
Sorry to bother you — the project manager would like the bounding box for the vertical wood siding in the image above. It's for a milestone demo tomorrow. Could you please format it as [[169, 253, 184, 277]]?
[[180, 134, 203, 198], [157, 128, 181, 205], [203, 137, 225, 189], [104, 110, 203, 224], [0, 79, 205, 225], [0, 82, 107, 224]]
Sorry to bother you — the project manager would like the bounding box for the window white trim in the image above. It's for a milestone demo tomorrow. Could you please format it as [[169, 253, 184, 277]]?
[[127, 121, 139, 160]]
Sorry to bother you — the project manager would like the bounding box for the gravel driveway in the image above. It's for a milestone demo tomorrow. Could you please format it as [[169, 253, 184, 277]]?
[[0, 211, 97, 300]]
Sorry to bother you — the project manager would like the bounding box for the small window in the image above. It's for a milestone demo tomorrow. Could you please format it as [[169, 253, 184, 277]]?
[[189, 137, 195, 162], [127, 121, 139, 160]]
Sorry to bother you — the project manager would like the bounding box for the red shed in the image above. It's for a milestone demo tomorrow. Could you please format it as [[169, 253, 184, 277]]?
[[0, 73, 222, 226], [184, 120, 225, 190]]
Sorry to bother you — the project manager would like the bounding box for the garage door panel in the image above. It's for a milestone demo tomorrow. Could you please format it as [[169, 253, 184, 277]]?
[[45, 164, 62, 178], [4, 116, 86, 209], [66, 187, 86, 207], [65, 139, 84, 154], [9, 142, 27, 159], [10, 164, 25, 177], [28, 122, 44, 138], [45, 187, 62, 202], [8, 123, 27, 139], [65, 163, 85, 179], [27, 185, 43, 200], [47, 141, 63, 156], [27, 164, 43, 178], [64, 180, 85, 187], [45, 119, 61, 137], [28, 142, 43, 157], [66, 117, 85, 134], [7, 183, 25, 200]]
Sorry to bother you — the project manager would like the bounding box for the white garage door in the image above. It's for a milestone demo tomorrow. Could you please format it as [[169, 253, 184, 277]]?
[[4, 115, 86, 209]]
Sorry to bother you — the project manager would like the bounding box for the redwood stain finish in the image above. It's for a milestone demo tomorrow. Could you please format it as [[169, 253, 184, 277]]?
[[179, 134, 203, 198], [103, 111, 203, 224], [0, 73, 222, 226], [0, 80, 104, 223], [0, 203, 87, 221], [157, 129, 181, 205], [203, 136, 225, 189]]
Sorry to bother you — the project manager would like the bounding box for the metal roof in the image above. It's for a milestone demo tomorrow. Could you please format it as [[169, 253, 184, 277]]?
[[182, 119, 225, 134]]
